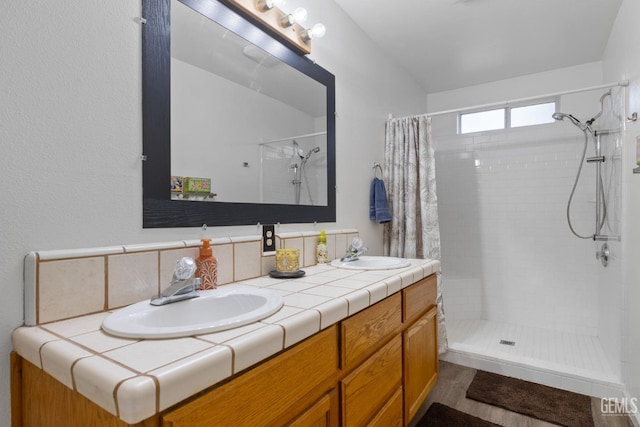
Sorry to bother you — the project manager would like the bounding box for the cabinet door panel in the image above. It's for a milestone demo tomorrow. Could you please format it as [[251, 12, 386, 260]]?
[[341, 335, 402, 427], [340, 293, 401, 369], [403, 306, 438, 423], [368, 386, 403, 427]]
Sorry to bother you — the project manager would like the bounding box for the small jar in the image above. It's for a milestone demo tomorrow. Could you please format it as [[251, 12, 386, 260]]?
[[276, 248, 299, 272]]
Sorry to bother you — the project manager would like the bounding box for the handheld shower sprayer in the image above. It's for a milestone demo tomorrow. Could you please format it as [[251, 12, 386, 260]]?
[[552, 112, 587, 131]]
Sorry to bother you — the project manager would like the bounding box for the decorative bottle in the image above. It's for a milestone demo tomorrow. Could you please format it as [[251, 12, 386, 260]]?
[[316, 230, 328, 264], [196, 239, 217, 289]]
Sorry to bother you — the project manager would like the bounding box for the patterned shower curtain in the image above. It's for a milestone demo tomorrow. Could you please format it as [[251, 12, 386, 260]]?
[[383, 115, 447, 353]]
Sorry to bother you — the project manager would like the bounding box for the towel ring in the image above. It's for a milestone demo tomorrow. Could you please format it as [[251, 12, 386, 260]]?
[[373, 163, 383, 179]]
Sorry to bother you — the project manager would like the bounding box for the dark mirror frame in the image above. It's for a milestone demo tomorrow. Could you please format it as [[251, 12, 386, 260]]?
[[142, 0, 336, 228]]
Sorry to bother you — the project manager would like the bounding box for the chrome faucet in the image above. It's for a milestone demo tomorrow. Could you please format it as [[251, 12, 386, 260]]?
[[150, 257, 201, 306], [340, 237, 368, 262]]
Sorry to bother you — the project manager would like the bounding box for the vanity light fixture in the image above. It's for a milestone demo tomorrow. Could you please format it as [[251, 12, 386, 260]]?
[[224, 0, 325, 56]]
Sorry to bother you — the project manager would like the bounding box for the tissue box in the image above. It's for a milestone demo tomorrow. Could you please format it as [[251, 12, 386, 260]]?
[[184, 177, 211, 194]]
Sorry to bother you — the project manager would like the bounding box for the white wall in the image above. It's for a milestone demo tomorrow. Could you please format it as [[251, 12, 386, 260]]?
[[602, 0, 640, 411], [0, 1, 426, 423]]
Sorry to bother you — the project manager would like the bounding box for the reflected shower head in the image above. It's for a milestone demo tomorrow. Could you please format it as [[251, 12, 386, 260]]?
[[304, 146, 320, 161], [552, 112, 587, 131], [292, 140, 304, 158]]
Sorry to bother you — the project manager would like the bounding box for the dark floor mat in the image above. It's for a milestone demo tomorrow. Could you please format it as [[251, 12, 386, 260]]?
[[466, 370, 594, 427], [415, 402, 502, 427]]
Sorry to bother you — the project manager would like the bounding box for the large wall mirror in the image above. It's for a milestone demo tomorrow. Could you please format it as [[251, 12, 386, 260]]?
[[142, 0, 336, 227]]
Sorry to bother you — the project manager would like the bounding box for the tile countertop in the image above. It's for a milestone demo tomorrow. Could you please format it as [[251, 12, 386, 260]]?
[[12, 258, 440, 424]]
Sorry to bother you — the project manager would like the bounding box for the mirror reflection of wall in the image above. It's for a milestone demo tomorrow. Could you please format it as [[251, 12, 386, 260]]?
[[170, 0, 327, 206]]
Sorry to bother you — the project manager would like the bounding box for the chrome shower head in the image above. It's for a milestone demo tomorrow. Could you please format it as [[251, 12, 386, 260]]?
[[552, 112, 587, 131], [303, 146, 320, 161]]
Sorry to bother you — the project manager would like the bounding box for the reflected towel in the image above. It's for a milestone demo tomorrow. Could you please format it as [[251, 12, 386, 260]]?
[[370, 178, 392, 224]]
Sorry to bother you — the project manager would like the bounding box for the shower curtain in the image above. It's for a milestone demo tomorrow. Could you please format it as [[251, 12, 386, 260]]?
[[383, 115, 447, 353]]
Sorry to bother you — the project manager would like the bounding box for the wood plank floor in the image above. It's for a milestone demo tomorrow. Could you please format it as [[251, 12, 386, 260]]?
[[409, 361, 633, 427]]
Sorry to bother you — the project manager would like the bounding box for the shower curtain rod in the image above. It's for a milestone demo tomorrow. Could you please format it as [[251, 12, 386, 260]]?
[[259, 131, 327, 145], [391, 80, 629, 120]]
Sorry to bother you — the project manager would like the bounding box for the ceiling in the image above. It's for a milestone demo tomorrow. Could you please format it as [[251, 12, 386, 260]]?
[[334, 0, 623, 93]]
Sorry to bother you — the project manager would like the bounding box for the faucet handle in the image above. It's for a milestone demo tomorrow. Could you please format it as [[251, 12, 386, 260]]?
[[173, 257, 196, 281]]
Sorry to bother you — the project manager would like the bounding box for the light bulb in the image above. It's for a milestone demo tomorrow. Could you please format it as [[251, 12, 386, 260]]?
[[291, 7, 308, 24], [279, 7, 307, 27], [310, 23, 326, 38], [256, 0, 285, 12], [301, 23, 326, 42]]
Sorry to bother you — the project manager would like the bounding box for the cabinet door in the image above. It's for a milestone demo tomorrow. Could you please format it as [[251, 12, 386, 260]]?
[[286, 389, 338, 427], [403, 306, 438, 424], [341, 335, 402, 427], [368, 386, 403, 427]]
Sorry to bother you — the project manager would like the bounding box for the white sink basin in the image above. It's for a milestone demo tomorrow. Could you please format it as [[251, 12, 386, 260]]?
[[330, 256, 411, 270], [102, 286, 283, 339]]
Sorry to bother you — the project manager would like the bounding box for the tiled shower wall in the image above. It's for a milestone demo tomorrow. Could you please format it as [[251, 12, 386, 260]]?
[[434, 89, 624, 343], [24, 229, 358, 326]]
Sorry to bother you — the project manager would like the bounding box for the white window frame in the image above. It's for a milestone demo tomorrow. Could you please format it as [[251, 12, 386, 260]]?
[[458, 98, 558, 134]]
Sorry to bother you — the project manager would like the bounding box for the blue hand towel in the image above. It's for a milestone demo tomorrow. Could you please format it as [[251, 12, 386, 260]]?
[[371, 178, 392, 224], [369, 179, 376, 220]]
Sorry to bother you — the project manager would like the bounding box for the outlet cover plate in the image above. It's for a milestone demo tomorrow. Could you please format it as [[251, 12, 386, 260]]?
[[262, 224, 275, 252]]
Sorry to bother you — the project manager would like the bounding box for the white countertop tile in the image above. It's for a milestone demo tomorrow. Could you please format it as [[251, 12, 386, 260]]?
[[301, 285, 355, 298], [12, 327, 59, 368], [314, 298, 349, 330], [345, 289, 371, 315], [73, 356, 139, 416], [41, 340, 93, 388], [116, 375, 158, 423], [226, 325, 284, 373], [104, 337, 213, 373], [42, 312, 110, 337], [283, 292, 332, 309], [70, 330, 139, 353], [151, 345, 233, 411]]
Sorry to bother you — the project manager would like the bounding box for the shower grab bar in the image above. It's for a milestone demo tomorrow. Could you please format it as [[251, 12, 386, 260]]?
[[586, 156, 605, 163]]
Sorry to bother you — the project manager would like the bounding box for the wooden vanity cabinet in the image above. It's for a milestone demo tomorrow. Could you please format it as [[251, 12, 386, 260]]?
[[12, 273, 439, 427]]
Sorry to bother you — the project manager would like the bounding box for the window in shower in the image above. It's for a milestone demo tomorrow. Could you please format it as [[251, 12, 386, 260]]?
[[510, 101, 556, 128], [459, 100, 557, 134]]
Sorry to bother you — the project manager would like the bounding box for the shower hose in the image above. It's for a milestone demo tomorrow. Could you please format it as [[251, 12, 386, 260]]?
[[566, 129, 607, 239]]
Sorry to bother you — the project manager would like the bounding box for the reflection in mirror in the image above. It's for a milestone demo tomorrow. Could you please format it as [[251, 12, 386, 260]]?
[[171, 0, 327, 205], [141, 0, 336, 227]]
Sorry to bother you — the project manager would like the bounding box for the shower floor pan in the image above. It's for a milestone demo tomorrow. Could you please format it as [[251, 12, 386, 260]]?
[[441, 319, 625, 399]]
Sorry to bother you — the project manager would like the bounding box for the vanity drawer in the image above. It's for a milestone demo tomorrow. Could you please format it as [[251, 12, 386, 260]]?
[[340, 292, 402, 368], [402, 274, 437, 324], [340, 335, 402, 427], [161, 326, 339, 427]]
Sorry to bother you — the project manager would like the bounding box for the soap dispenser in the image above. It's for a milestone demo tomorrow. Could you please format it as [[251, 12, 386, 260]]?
[[196, 239, 217, 290], [316, 230, 328, 264]]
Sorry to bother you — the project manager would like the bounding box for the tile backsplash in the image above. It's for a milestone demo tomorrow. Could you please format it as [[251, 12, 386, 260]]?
[[24, 229, 358, 326]]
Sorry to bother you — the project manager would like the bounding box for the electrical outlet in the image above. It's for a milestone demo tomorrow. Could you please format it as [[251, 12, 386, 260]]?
[[262, 224, 275, 252]]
